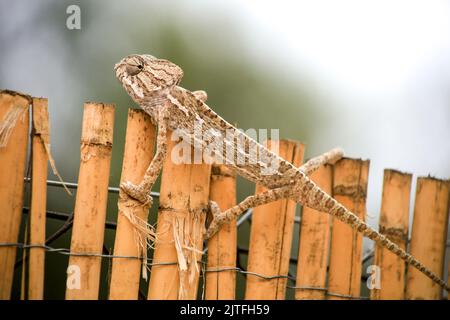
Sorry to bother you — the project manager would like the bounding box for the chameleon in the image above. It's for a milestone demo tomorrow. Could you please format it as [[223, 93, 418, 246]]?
[[114, 54, 449, 293]]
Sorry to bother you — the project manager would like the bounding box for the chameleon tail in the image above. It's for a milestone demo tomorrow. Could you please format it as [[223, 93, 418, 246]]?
[[297, 174, 450, 292], [300, 147, 344, 175]]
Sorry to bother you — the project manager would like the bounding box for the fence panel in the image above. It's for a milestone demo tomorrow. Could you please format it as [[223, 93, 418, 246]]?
[[2, 90, 450, 301]]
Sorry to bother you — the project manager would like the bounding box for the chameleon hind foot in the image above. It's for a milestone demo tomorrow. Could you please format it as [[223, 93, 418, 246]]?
[[120, 181, 153, 206]]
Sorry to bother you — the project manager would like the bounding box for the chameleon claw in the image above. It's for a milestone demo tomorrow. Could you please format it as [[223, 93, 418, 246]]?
[[120, 181, 153, 206]]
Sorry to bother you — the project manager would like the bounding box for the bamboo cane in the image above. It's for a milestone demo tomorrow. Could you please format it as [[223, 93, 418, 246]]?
[[109, 109, 156, 299], [205, 165, 237, 300], [65, 102, 114, 300], [28, 98, 50, 300], [295, 164, 333, 300], [327, 158, 369, 300], [0, 90, 30, 299], [245, 140, 304, 300], [148, 135, 211, 299], [406, 177, 450, 300], [371, 169, 411, 300]]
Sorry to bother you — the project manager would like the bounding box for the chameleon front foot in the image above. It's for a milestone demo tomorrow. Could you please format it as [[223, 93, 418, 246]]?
[[120, 181, 153, 206], [204, 200, 225, 239]]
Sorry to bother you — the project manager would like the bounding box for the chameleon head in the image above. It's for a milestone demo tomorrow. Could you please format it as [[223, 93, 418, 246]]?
[[114, 54, 183, 104]]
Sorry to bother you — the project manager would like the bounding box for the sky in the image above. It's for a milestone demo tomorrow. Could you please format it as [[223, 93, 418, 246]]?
[[235, 0, 450, 229]]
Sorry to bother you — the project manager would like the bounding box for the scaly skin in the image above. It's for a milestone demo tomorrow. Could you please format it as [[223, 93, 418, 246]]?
[[114, 54, 449, 292]]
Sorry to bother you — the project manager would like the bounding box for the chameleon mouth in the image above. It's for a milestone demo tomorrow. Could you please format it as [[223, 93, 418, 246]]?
[[114, 61, 126, 80]]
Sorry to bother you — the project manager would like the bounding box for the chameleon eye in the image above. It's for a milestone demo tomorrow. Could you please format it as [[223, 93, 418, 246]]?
[[126, 63, 143, 76]]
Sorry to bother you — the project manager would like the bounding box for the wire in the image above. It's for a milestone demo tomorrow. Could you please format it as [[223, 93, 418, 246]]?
[[0, 242, 177, 266], [18, 179, 376, 300], [1, 241, 370, 300], [24, 177, 161, 198]]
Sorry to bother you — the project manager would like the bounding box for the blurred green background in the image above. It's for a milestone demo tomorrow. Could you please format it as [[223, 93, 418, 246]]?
[[0, 0, 449, 299]]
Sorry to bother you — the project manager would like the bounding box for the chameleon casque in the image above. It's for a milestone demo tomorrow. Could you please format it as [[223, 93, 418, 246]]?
[[114, 54, 449, 293]]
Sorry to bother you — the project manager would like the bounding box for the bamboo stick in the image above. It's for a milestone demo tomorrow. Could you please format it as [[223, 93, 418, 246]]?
[[205, 165, 237, 300], [371, 169, 412, 300], [245, 140, 304, 300], [28, 98, 50, 300], [148, 134, 211, 300], [109, 109, 156, 300], [65, 102, 114, 300], [327, 158, 370, 300], [295, 164, 333, 300], [406, 177, 450, 300], [0, 90, 30, 300]]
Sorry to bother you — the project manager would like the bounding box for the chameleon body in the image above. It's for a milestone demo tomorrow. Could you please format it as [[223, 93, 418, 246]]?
[[114, 54, 449, 292]]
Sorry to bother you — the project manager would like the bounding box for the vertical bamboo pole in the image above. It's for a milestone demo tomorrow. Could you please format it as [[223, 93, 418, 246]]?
[[327, 158, 370, 300], [406, 177, 450, 300], [371, 169, 412, 300], [65, 102, 114, 300], [205, 165, 237, 300], [148, 134, 211, 300], [28, 98, 50, 300], [245, 140, 304, 300], [0, 90, 30, 299], [109, 109, 156, 300], [295, 164, 333, 300]]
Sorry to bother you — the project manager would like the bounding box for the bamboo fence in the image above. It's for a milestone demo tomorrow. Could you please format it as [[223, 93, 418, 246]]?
[[0, 89, 449, 300]]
